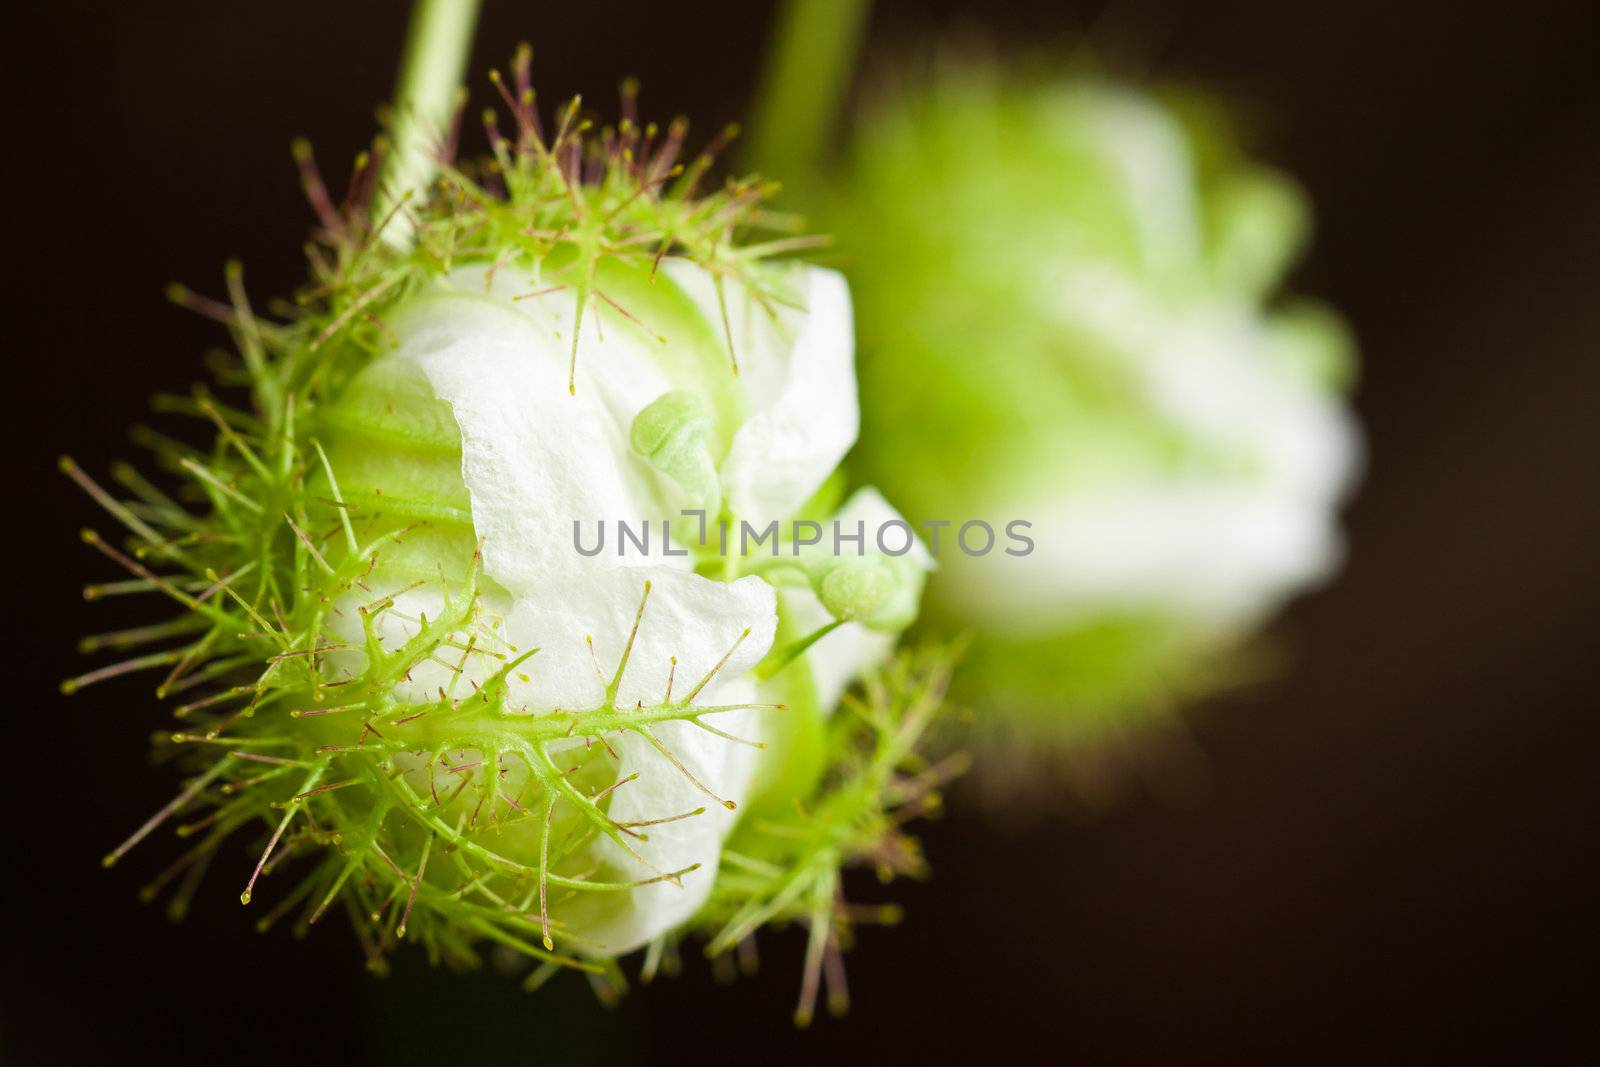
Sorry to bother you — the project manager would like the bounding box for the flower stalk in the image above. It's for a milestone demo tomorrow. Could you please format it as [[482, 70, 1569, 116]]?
[[745, 0, 872, 197], [379, 0, 483, 245]]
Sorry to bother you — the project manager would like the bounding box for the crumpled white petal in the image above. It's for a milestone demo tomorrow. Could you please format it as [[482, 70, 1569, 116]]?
[[501, 568, 775, 716], [360, 256, 866, 955], [388, 269, 675, 589], [662, 262, 859, 525], [579, 684, 765, 953], [325, 559, 779, 957], [503, 567, 775, 955]]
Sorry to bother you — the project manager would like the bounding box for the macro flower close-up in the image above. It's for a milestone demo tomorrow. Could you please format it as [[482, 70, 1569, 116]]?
[[52, 22, 948, 1014], [11, 1, 1597, 1064]]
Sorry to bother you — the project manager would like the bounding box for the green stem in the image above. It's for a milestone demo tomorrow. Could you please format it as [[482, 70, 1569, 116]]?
[[377, 0, 483, 245], [744, 0, 872, 202]]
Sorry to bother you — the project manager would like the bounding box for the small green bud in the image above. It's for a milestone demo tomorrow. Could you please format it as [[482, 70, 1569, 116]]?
[[630, 389, 722, 516], [784, 488, 932, 634], [813, 557, 896, 622], [803, 552, 928, 634]]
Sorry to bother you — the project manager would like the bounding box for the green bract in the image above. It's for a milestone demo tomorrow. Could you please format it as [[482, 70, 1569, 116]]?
[[831, 63, 1360, 768], [65, 50, 951, 1019]]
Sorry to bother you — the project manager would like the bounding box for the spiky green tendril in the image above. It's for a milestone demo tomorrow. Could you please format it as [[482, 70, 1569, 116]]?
[[63, 47, 956, 1009]]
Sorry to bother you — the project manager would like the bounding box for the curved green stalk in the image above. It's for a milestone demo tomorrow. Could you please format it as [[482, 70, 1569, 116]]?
[[745, 0, 872, 200], [378, 0, 483, 245]]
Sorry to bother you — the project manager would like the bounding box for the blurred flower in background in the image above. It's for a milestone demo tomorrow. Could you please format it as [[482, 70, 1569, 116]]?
[[765, 44, 1363, 794]]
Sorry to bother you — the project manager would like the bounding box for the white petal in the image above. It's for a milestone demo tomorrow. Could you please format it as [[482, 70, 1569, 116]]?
[[501, 566, 776, 954], [389, 266, 679, 593], [941, 302, 1361, 635], [329, 566, 777, 956], [663, 262, 860, 524], [830, 485, 935, 571], [579, 685, 764, 953], [366, 259, 855, 953], [320, 564, 777, 717], [501, 568, 776, 711]]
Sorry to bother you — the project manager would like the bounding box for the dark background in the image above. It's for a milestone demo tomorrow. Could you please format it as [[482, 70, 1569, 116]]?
[[6, 1, 1597, 1063]]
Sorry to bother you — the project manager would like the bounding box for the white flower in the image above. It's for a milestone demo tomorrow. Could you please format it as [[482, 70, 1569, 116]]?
[[844, 78, 1361, 648], [952, 271, 1361, 637], [324, 256, 910, 954]]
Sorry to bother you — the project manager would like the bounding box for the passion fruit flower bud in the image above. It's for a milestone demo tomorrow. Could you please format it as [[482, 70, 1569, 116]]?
[[64, 53, 948, 1005], [832, 64, 1361, 770]]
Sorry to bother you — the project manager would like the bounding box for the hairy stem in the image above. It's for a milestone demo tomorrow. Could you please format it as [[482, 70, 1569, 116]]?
[[378, 0, 483, 246]]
